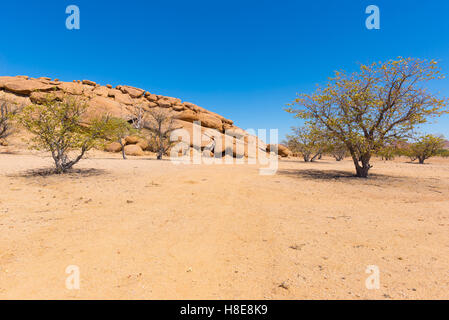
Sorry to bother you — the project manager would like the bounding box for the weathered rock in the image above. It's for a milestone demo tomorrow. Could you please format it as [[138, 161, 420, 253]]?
[[30, 91, 64, 104], [3, 79, 55, 95], [266, 144, 291, 157], [145, 93, 158, 102], [198, 113, 223, 131], [119, 85, 145, 98], [105, 142, 123, 153], [87, 96, 124, 119], [1, 75, 261, 159], [175, 109, 200, 123], [125, 135, 141, 145], [157, 98, 172, 108], [124, 144, 144, 156], [58, 82, 84, 95], [82, 80, 97, 86], [93, 86, 109, 97], [113, 91, 134, 105]]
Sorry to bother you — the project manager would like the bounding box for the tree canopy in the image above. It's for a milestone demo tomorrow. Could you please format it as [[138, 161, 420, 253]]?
[[286, 57, 448, 177]]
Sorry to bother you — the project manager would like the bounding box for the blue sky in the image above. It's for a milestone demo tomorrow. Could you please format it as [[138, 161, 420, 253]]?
[[1, 0, 449, 140]]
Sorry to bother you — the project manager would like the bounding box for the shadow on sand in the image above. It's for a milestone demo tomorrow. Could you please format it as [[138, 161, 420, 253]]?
[[277, 168, 405, 183], [10, 167, 108, 179]]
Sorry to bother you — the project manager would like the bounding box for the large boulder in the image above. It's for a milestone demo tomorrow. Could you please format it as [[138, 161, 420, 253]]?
[[105, 142, 123, 153], [266, 144, 292, 157], [118, 85, 145, 99], [124, 144, 144, 156], [2, 79, 55, 95], [87, 96, 124, 119]]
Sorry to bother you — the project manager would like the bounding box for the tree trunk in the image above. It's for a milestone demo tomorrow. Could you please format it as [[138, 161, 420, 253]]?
[[119, 141, 127, 160], [351, 152, 372, 178], [418, 157, 425, 164]]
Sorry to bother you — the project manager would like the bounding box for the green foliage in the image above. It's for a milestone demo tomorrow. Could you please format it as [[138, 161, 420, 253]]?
[[403, 134, 446, 164], [102, 116, 136, 159], [286, 125, 327, 162], [326, 137, 348, 161], [286, 57, 448, 177], [376, 143, 401, 161], [16, 94, 110, 173]]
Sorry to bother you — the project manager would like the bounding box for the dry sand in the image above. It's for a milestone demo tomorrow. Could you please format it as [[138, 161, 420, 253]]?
[[0, 148, 448, 299]]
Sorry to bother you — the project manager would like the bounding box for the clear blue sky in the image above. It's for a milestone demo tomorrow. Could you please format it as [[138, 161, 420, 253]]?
[[1, 0, 449, 140]]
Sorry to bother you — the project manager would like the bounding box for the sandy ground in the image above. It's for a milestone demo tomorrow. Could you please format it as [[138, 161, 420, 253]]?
[[0, 148, 448, 300]]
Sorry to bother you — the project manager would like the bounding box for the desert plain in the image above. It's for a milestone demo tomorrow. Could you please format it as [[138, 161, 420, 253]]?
[[0, 143, 448, 300]]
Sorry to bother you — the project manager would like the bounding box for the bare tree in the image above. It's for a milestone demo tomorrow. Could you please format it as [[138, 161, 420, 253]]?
[[145, 108, 177, 160], [130, 105, 145, 130], [0, 96, 18, 141]]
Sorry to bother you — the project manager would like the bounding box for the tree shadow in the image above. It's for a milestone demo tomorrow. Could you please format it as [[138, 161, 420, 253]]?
[[10, 167, 108, 178], [277, 168, 404, 183]]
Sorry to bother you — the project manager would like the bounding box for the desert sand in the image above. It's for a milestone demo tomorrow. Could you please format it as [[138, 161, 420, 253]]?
[[0, 148, 448, 299]]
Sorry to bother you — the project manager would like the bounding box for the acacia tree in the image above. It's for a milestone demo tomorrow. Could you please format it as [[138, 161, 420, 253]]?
[[145, 108, 176, 160], [405, 134, 445, 164], [16, 95, 110, 173], [286, 125, 326, 162], [103, 116, 135, 160], [286, 58, 448, 177], [327, 138, 348, 161], [377, 143, 400, 161]]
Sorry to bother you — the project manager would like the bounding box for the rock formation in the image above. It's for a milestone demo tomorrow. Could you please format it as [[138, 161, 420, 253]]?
[[0, 75, 282, 157]]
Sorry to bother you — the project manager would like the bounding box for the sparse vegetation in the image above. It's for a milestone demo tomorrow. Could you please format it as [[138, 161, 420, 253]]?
[[145, 108, 177, 160], [287, 57, 448, 177], [16, 94, 111, 173], [285, 125, 326, 162], [103, 117, 136, 159], [402, 134, 446, 164], [0, 95, 19, 142]]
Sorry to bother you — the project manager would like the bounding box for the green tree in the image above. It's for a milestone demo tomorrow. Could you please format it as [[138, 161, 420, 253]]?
[[405, 134, 446, 164], [327, 137, 348, 161], [286, 125, 326, 162], [16, 95, 110, 173], [102, 117, 136, 160], [376, 143, 400, 161], [286, 58, 448, 177]]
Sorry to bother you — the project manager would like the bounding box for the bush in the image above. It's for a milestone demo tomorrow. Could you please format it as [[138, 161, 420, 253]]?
[[16, 94, 110, 173]]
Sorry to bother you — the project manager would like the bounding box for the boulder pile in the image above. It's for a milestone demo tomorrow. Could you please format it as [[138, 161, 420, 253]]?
[[0, 76, 291, 157]]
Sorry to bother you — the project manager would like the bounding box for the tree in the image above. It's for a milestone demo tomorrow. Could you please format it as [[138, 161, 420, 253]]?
[[130, 105, 145, 130], [286, 57, 448, 177], [0, 95, 19, 141], [327, 138, 348, 161], [16, 95, 110, 173], [145, 108, 177, 160], [285, 125, 326, 162], [405, 134, 445, 164], [102, 117, 135, 160], [376, 143, 400, 161]]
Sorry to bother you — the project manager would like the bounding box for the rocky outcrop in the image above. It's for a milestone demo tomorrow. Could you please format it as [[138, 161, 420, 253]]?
[[267, 144, 292, 157], [0, 75, 268, 157]]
